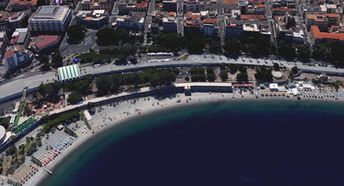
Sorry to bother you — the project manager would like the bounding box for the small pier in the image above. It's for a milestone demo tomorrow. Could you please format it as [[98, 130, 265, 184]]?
[[43, 167, 53, 175]]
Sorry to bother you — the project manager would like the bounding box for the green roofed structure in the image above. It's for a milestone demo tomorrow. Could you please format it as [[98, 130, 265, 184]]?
[[57, 64, 81, 82]]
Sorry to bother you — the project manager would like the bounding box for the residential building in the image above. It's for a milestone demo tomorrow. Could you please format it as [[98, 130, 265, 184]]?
[[10, 28, 30, 47], [29, 35, 61, 54], [272, 7, 297, 16], [319, 4, 339, 13], [76, 10, 109, 29], [310, 25, 344, 45], [240, 14, 266, 21], [225, 23, 243, 38], [81, 0, 114, 12], [117, 13, 145, 30], [0, 11, 27, 34], [162, 12, 177, 32], [2, 45, 33, 70], [162, 0, 177, 12], [29, 6, 72, 32], [184, 0, 200, 13], [201, 18, 218, 37], [0, 32, 8, 60], [118, 0, 148, 15], [305, 13, 341, 31], [184, 11, 201, 33], [275, 15, 305, 43], [7, 0, 37, 11]]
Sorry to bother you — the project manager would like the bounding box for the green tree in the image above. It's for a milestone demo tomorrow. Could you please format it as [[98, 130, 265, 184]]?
[[0, 117, 10, 129], [278, 41, 295, 61], [206, 67, 216, 82], [330, 42, 344, 67], [5, 145, 17, 156], [334, 80, 343, 91], [189, 67, 206, 82], [205, 37, 222, 54], [273, 63, 280, 71], [96, 77, 111, 96], [241, 34, 271, 57], [96, 28, 129, 46], [236, 71, 248, 82], [312, 44, 328, 61], [291, 66, 299, 75], [67, 92, 83, 104], [220, 70, 228, 82], [39, 55, 51, 71], [182, 34, 204, 54], [255, 67, 273, 82], [296, 45, 310, 62], [228, 64, 238, 74], [67, 24, 86, 44], [51, 50, 63, 68], [157, 33, 181, 51], [224, 39, 241, 56]]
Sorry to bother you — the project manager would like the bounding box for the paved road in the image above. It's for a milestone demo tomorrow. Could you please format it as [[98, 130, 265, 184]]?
[[143, 0, 155, 45], [2, 55, 344, 103], [265, 0, 277, 46], [176, 0, 184, 36], [217, 0, 225, 48]]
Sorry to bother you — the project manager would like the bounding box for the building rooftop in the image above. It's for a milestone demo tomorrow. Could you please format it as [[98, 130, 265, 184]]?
[[30, 5, 70, 21], [10, 0, 37, 6], [10, 28, 28, 45], [0, 11, 25, 22], [57, 64, 81, 81], [0, 32, 5, 39], [77, 9, 107, 20], [202, 18, 218, 25], [4, 45, 24, 59], [306, 13, 341, 21], [240, 14, 266, 21], [30, 35, 60, 51], [311, 25, 344, 41], [243, 23, 259, 32]]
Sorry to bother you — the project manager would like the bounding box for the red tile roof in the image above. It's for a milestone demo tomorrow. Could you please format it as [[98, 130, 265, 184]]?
[[168, 12, 176, 17], [136, 1, 148, 9], [240, 14, 266, 21], [30, 35, 60, 51], [311, 25, 344, 41], [10, 0, 37, 6], [202, 18, 218, 24], [223, 0, 238, 5], [4, 45, 24, 59]]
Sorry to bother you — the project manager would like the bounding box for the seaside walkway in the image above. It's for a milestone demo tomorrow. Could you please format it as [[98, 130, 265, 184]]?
[[1, 55, 344, 103]]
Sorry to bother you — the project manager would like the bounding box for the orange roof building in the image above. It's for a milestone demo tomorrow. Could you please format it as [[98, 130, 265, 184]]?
[[8, 0, 37, 11], [310, 25, 344, 44], [29, 35, 61, 53], [305, 13, 341, 31], [240, 14, 266, 21], [224, 0, 238, 5], [202, 18, 218, 25]]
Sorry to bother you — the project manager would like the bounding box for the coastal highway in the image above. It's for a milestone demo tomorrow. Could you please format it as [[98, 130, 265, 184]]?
[[1, 55, 344, 103]]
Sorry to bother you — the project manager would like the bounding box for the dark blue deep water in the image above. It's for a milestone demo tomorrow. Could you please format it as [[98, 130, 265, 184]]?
[[41, 100, 344, 186]]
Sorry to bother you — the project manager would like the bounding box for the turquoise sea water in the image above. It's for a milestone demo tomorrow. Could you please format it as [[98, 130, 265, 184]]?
[[40, 100, 344, 186]]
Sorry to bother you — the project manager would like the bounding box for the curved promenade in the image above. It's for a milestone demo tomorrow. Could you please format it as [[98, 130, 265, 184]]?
[[1, 55, 344, 103]]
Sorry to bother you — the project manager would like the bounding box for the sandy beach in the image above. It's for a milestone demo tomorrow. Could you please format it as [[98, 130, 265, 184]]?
[[21, 90, 344, 186]]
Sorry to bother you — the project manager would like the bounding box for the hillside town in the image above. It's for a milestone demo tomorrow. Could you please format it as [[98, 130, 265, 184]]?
[[0, 0, 344, 185]]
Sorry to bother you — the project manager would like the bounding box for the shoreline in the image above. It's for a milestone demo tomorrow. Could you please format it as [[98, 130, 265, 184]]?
[[27, 93, 344, 186]]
